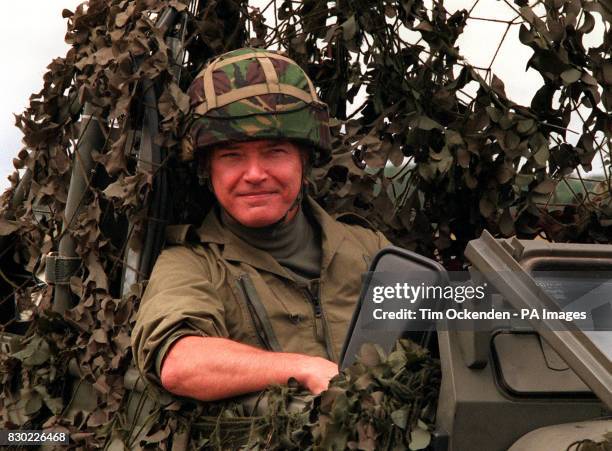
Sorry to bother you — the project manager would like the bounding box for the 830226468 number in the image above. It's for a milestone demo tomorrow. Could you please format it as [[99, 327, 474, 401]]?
[[1, 430, 69, 445]]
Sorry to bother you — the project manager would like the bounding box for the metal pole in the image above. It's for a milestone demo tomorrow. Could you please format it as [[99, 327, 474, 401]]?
[[121, 79, 162, 296], [10, 168, 32, 212], [120, 8, 183, 296], [53, 103, 104, 314]]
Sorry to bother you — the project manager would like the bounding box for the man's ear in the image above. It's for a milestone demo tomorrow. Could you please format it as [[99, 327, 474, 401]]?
[[196, 149, 214, 191], [196, 161, 209, 186], [299, 145, 312, 176]]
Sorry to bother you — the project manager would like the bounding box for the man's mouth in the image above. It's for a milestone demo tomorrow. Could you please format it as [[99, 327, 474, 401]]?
[[238, 191, 276, 196]]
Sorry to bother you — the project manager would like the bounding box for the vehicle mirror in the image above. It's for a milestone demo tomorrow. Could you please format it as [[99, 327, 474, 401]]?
[[339, 246, 448, 369]]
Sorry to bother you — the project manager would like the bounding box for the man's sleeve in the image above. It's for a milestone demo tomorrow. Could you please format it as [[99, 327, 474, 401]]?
[[131, 245, 229, 386], [376, 230, 392, 249]]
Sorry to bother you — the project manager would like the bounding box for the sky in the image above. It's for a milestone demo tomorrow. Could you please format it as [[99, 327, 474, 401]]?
[[0, 1, 606, 192], [0, 1, 82, 191]]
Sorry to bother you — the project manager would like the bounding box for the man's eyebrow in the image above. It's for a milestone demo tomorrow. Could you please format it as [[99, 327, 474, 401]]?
[[218, 144, 241, 151]]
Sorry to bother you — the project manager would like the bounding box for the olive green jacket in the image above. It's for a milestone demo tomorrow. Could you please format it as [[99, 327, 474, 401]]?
[[131, 198, 390, 386]]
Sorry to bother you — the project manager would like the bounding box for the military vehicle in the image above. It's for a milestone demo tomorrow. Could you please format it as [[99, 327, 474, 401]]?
[[342, 236, 612, 450], [1, 0, 611, 449]]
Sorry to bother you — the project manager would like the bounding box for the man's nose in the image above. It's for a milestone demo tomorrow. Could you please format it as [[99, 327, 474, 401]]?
[[242, 158, 268, 183]]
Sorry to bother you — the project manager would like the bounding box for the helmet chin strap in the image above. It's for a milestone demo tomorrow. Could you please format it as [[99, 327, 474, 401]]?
[[269, 182, 306, 228]]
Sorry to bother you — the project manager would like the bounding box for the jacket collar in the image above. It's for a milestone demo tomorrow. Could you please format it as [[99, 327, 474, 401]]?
[[194, 197, 347, 277]]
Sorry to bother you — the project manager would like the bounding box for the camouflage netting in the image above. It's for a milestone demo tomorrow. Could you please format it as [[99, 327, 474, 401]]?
[[0, 0, 611, 449], [570, 433, 612, 451], [189, 341, 440, 450]]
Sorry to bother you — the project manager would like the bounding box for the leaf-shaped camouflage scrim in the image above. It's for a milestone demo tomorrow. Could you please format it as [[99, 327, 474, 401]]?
[[0, 0, 610, 448], [188, 340, 440, 450]]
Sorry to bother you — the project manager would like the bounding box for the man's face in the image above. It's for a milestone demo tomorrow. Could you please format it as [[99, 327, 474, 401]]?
[[209, 139, 303, 228]]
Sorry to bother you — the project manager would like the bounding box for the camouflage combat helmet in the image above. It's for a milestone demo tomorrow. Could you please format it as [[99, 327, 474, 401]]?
[[182, 48, 332, 165]]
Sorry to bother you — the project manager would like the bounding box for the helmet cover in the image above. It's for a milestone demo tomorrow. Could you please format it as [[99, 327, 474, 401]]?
[[182, 48, 332, 166]]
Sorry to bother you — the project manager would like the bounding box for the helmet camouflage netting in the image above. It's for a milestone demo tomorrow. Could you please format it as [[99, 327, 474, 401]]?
[[182, 48, 332, 165]]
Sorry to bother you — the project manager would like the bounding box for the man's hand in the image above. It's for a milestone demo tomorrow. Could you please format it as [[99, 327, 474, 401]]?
[[160, 336, 338, 401], [294, 355, 339, 395]]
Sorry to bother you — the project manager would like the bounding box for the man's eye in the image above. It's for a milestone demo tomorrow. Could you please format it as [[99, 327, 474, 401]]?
[[269, 148, 287, 154], [220, 152, 240, 158]]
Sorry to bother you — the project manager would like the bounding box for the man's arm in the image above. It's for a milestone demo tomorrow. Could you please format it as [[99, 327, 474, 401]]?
[[160, 336, 339, 402]]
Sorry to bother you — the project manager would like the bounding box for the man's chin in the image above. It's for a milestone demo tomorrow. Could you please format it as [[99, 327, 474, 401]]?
[[238, 218, 284, 228], [233, 209, 286, 228]]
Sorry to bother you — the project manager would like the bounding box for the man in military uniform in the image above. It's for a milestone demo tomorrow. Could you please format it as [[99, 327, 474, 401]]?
[[132, 48, 390, 402]]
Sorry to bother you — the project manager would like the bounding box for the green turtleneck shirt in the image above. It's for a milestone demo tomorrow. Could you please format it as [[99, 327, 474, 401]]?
[[219, 205, 322, 286]]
